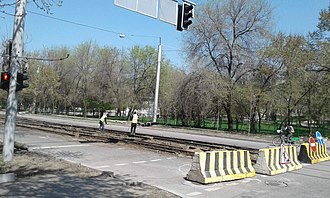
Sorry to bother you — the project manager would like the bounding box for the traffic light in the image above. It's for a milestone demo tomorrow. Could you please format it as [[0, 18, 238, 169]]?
[[182, 2, 194, 29], [0, 72, 29, 92], [177, 1, 195, 31], [17, 72, 29, 91], [1, 72, 11, 91]]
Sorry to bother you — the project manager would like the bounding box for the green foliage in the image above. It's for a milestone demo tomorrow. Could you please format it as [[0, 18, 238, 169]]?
[[14, 1, 330, 139], [128, 45, 158, 109], [155, 116, 330, 137], [85, 99, 107, 111], [317, 3, 330, 33]]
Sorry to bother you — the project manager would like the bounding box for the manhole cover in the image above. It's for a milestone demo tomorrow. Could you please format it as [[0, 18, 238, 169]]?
[[265, 180, 288, 187]]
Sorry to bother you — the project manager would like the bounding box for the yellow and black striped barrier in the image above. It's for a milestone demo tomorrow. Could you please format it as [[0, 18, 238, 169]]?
[[254, 146, 302, 175], [298, 143, 330, 164], [186, 150, 255, 184]]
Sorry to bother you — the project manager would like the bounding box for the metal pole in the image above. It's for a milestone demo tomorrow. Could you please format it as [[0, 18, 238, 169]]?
[[152, 37, 161, 123], [3, 0, 26, 162]]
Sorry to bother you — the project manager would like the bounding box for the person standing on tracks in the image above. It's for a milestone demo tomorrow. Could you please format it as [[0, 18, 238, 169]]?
[[130, 111, 139, 136], [99, 112, 108, 131]]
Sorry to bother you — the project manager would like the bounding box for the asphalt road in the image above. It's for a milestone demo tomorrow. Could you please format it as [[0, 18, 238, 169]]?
[[1, 114, 330, 198]]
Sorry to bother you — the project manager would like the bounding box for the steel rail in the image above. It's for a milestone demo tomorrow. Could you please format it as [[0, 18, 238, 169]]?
[[0, 116, 259, 163]]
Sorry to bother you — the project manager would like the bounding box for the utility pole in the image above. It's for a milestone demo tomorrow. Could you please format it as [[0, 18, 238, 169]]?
[[152, 37, 161, 123], [3, 0, 27, 162]]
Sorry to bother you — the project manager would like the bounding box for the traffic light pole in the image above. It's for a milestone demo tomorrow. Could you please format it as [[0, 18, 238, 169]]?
[[3, 0, 27, 162], [152, 37, 161, 123]]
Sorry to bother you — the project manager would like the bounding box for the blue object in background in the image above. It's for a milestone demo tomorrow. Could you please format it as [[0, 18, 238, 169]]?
[[315, 131, 324, 146]]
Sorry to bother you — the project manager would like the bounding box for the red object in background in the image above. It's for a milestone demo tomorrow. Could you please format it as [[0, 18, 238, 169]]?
[[309, 137, 317, 152], [3, 73, 9, 81]]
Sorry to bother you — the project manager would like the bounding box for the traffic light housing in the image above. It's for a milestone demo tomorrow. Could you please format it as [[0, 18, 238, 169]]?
[[17, 72, 29, 91], [183, 2, 194, 29], [177, 1, 195, 31], [1, 72, 11, 91], [0, 71, 29, 92]]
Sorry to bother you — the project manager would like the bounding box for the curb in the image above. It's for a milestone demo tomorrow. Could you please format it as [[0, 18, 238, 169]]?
[[0, 173, 15, 184]]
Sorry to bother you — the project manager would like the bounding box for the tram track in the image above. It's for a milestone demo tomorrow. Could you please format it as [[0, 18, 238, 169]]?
[[0, 116, 260, 163]]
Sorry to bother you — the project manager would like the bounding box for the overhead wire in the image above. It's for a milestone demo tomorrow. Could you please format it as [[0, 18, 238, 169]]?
[[3, 3, 182, 53], [0, 1, 17, 7], [4, 2, 122, 35], [26, 9, 122, 35], [26, 9, 182, 51], [0, 0, 22, 17], [27, 9, 177, 48], [0, 9, 13, 17]]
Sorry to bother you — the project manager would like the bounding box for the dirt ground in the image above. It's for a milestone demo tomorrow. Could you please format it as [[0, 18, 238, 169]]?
[[0, 148, 179, 198]]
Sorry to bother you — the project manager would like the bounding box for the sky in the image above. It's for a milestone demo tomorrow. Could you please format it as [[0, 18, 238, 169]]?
[[0, 0, 329, 67]]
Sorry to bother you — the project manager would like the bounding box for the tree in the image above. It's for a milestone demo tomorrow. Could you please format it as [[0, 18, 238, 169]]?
[[302, 2, 330, 129], [316, 2, 330, 37], [71, 41, 98, 117], [248, 56, 279, 133], [184, 0, 272, 130], [31, 0, 63, 13], [126, 45, 158, 115], [157, 59, 185, 124], [175, 69, 215, 127], [93, 46, 129, 116], [26, 56, 60, 113], [261, 33, 315, 128], [42, 46, 71, 114]]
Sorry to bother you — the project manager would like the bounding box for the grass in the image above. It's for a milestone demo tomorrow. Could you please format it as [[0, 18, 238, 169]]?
[[108, 115, 330, 138]]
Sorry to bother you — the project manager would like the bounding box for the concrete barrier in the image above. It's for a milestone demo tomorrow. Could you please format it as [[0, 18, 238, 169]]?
[[254, 146, 302, 175], [285, 146, 303, 171], [186, 150, 255, 184], [298, 143, 330, 164]]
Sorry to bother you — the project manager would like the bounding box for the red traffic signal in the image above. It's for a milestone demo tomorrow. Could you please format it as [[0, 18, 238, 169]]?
[[0, 72, 29, 91], [3, 73, 9, 81], [1, 72, 11, 91]]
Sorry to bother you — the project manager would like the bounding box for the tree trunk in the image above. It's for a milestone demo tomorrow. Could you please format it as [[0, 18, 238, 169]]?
[[224, 98, 233, 131], [226, 108, 233, 131]]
